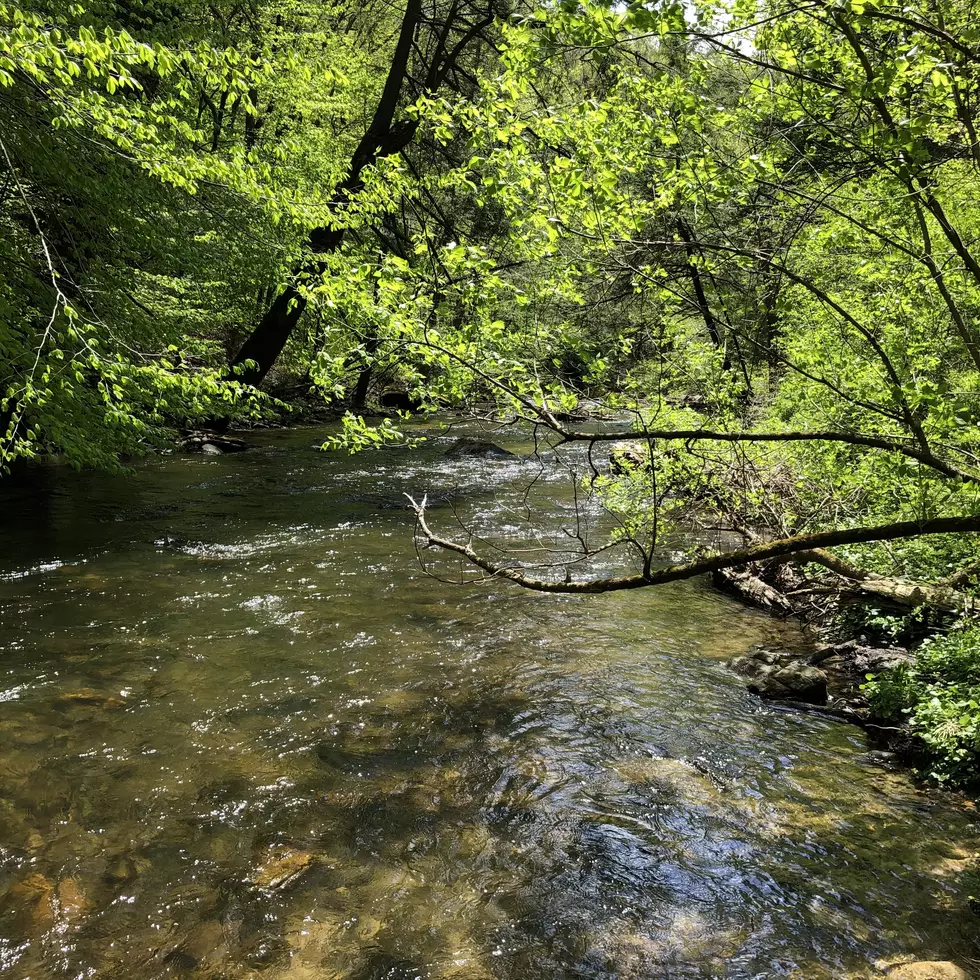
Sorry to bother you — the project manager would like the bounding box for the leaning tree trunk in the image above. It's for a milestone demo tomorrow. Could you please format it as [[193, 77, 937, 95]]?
[[227, 0, 496, 389], [227, 0, 424, 387]]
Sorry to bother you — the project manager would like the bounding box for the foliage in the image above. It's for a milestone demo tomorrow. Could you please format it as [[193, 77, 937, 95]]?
[[3, 0, 980, 786], [321, 412, 422, 452], [865, 627, 980, 787]]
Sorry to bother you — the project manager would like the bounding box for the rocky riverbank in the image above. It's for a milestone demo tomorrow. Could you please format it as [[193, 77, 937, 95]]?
[[728, 640, 928, 766]]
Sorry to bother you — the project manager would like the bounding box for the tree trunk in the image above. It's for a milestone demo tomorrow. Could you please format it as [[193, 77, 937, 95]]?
[[227, 0, 428, 389], [231, 284, 307, 387]]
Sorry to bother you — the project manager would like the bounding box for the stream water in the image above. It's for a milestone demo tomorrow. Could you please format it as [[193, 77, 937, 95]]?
[[0, 422, 977, 980]]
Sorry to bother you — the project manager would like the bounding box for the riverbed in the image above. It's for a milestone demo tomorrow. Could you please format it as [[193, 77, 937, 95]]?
[[0, 422, 977, 979]]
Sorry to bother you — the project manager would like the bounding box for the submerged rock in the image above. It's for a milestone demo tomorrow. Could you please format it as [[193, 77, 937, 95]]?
[[103, 854, 138, 886], [884, 963, 972, 980], [56, 688, 126, 710], [3, 872, 55, 933], [250, 846, 317, 892], [729, 650, 828, 705], [55, 877, 92, 925]]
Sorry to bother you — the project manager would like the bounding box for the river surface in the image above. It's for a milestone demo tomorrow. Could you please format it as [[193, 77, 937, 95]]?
[[0, 422, 977, 980]]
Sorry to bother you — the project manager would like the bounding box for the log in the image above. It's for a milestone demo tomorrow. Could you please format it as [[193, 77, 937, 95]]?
[[712, 566, 797, 615], [841, 576, 976, 614]]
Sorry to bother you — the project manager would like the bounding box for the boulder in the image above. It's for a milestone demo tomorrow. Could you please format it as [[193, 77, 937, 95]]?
[[442, 438, 516, 460], [812, 639, 913, 674], [730, 651, 828, 705], [179, 432, 251, 454], [808, 640, 914, 700]]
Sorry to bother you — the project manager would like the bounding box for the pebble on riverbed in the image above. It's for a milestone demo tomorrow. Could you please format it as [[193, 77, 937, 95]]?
[[250, 846, 317, 892]]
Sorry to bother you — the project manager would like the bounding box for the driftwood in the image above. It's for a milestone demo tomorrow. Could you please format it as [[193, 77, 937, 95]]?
[[840, 576, 976, 614], [712, 567, 797, 615], [724, 546, 979, 619]]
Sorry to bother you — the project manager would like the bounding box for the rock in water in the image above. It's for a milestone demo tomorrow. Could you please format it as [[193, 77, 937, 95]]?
[[179, 432, 252, 454], [250, 846, 316, 892], [885, 963, 972, 980], [729, 650, 828, 705], [56, 688, 126, 710], [442, 438, 516, 460]]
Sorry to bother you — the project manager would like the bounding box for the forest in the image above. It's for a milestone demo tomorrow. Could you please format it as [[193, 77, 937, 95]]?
[[4, 0, 980, 974], [5, 0, 980, 783]]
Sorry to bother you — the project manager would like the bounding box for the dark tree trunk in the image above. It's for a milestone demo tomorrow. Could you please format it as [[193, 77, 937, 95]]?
[[349, 332, 380, 409], [231, 284, 308, 387], [677, 218, 731, 370], [351, 363, 373, 409], [227, 0, 427, 388], [226, 0, 496, 390]]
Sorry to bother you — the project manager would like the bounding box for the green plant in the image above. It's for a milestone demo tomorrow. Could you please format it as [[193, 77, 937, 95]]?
[[865, 627, 980, 787]]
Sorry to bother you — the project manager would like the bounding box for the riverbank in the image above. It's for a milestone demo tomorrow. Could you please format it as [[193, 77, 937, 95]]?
[[714, 556, 980, 792]]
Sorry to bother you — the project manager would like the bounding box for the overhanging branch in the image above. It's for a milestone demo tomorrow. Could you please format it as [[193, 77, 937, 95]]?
[[407, 500, 980, 596]]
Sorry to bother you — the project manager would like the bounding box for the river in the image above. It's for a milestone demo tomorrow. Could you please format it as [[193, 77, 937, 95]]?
[[0, 422, 977, 979]]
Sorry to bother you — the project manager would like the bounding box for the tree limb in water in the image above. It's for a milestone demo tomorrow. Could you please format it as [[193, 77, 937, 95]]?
[[408, 498, 980, 601]]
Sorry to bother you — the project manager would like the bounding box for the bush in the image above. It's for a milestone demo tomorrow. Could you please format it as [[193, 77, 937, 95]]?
[[865, 627, 980, 787]]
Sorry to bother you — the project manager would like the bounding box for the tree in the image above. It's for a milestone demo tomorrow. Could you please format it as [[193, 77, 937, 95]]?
[[0, 0, 293, 468], [395, 0, 980, 604], [226, 0, 506, 389]]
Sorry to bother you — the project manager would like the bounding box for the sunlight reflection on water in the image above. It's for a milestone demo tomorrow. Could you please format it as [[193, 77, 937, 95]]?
[[0, 422, 977, 979]]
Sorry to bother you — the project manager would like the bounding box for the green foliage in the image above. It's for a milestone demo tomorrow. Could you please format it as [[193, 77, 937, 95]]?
[[320, 412, 423, 453], [865, 628, 980, 787], [3, 0, 980, 695]]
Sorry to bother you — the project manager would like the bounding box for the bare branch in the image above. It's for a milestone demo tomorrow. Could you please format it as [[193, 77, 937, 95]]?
[[407, 501, 980, 596]]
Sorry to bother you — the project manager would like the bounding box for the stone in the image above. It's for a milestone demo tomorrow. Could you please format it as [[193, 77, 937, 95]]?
[[103, 854, 138, 886], [814, 639, 914, 674], [4, 872, 55, 932], [885, 963, 972, 980], [55, 878, 91, 924], [251, 846, 316, 892], [442, 438, 516, 460], [179, 432, 252, 454], [355, 915, 382, 941], [56, 688, 126, 710], [730, 652, 828, 704]]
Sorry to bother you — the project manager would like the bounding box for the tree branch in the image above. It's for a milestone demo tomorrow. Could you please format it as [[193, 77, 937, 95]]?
[[408, 500, 980, 596]]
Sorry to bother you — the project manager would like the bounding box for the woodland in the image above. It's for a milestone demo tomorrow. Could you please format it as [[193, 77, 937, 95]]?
[[3, 0, 980, 785]]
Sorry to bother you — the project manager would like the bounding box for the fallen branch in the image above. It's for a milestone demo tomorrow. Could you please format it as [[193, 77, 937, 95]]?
[[407, 498, 980, 599], [712, 566, 798, 615]]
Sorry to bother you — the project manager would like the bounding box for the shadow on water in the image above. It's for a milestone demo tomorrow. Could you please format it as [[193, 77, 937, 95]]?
[[0, 423, 978, 979]]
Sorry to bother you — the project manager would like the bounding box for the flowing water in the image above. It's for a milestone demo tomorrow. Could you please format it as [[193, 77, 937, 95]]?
[[0, 422, 977, 980]]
